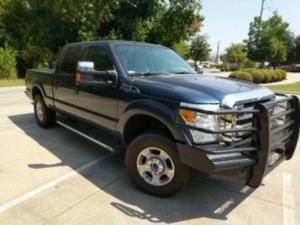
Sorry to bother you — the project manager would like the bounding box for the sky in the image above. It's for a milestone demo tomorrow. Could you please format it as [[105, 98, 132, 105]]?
[[201, 0, 300, 55]]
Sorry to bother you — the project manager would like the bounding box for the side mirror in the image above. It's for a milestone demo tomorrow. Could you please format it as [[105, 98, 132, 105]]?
[[106, 70, 117, 81], [75, 61, 118, 87], [76, 61, 94, 85], [77, 61, 95, 71]]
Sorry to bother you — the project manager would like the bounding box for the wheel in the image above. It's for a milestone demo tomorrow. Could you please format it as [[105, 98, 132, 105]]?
[[125, 133, 189, 196], [33, 95, 56, 128]]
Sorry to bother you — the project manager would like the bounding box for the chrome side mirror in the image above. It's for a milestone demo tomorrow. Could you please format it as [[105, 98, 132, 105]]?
[[77, 61, 95, 72], [75, 61, 118, 87]]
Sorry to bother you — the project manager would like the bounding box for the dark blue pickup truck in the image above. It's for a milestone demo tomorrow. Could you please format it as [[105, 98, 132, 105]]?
[[25, 41, 299, 196]]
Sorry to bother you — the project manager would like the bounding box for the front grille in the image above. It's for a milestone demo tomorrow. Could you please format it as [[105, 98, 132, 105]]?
[[177, 93, 299, 185], [177, 94, 298, 158], [219, 110, 253, 144], [219, 98, 272, 145]]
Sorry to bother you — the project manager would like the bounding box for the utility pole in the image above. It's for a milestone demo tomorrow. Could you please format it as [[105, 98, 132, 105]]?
[[215, 41, 220, 65], [259, 0, 266, 19], [259, 0, 266, 68]]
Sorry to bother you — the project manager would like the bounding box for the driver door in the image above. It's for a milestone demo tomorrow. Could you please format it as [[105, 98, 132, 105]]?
[[75, 45, 118, 130]]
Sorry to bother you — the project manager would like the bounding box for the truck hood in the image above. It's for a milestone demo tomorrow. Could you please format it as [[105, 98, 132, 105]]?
[[131, 74, 275, 107]]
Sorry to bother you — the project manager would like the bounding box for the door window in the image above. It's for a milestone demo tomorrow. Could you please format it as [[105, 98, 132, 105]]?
[[85, 46, 114, 71], [60, 46, 81, 74]]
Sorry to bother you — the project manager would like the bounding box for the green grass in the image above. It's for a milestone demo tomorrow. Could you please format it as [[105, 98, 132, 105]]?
[[0, 79, 25, 87], [266, 81, 300, 94]]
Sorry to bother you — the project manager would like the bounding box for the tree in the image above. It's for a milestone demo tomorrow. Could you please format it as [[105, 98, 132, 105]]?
[[245, 12, 294, 66], [189, 34, 210, 62], [147, 0, 203, 47], [0, 0, 10, 47], [287, 35, 300, 63], [0, 0, 203, 77], [296, 35, 300, 63], [172, 42, 190, 59], [222, 43, 255, 70], [224, 43, 247, 66]]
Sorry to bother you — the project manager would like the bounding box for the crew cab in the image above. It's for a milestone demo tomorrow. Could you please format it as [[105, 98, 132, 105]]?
[[25, 41, 300, 196]]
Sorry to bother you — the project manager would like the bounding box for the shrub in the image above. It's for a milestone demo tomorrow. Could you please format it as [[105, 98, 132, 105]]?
[[261, 70, 272, 83], [248, 70, 264, 83], [229, 69, 286, 83], [0, 47, 17, 80], [277, 69, 287, 80], [274, 70, 282, 81], [229, 71, 253, 82], [18, 45, 56, 77], [217, 64, 228, 72]]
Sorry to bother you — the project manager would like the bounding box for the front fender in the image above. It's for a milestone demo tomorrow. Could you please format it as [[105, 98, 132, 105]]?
[[117, 99, 184, 142]]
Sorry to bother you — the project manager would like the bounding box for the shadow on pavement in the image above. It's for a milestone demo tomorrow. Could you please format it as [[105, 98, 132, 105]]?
[[9, 113, 257, 224]]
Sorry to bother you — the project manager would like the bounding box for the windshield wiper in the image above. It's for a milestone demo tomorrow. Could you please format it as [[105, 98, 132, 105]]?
[[170, 71, 194, 74], [129, 71, 194, 76], [129, 72, 169, 76]]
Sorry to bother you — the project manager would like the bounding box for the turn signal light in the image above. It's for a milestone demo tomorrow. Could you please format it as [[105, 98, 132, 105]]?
[[75, 71, 81, 85], [179, 109, 194, 123]]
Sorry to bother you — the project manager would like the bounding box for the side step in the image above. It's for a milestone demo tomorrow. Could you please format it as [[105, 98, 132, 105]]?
[[56, 118, 117, 153]]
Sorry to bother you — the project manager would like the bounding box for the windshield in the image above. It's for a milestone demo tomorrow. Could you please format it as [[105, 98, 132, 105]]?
[[114, 44, 196, 76]]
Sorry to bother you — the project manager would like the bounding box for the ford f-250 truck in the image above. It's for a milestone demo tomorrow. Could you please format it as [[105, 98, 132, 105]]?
[[25, 41, 300, 196]]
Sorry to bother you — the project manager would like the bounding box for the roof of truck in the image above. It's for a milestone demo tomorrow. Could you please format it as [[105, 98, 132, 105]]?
[[65, 40, 164, 48]]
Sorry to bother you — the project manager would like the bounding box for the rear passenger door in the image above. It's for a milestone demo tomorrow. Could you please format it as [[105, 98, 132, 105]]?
[[75, 45, 118, 130], [53, 45, 82, 115]]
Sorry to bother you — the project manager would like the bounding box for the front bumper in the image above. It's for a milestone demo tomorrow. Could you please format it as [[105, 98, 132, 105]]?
[[176, 94, 300, 187]]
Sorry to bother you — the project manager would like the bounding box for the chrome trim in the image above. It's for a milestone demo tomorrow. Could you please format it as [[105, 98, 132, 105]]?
[[56, 121, 115, 152], [179, 103, 219, 144], [179, 102, 219, 111], [221, 88, 274, 108], [77, 61, 95, 71], [136, 147, 175, 186]]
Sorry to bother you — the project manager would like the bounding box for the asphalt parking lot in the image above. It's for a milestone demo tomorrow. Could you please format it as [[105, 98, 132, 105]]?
[[0, 87, 299, 225]]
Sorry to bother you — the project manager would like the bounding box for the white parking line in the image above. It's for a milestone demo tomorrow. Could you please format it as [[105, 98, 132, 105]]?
[[0, 154, 109, 214], [282, 173, 296, 225]]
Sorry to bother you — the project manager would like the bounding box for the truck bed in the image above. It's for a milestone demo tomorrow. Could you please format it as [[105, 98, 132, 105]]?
[[25, 68, 55, 101]]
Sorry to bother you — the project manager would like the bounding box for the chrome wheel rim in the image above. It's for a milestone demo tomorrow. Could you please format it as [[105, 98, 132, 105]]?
[[36, 101, 44, 121], [136, 147, 175, 186]]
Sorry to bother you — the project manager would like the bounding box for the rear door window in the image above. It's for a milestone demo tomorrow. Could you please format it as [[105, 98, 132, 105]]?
[[60, 46, 81, 74]]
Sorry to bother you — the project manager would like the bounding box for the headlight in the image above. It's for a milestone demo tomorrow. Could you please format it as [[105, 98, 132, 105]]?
[[179, 104, 219, 144]]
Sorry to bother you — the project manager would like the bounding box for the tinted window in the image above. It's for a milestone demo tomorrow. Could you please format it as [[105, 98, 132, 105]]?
[[85, 46, 113, 71], [114, 45, 195, 75], [60, 46, 81, 74]]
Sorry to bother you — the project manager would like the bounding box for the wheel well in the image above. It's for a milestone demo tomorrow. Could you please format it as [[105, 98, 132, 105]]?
[[32, 86, 42, 98], [123, 114, 174, 144]]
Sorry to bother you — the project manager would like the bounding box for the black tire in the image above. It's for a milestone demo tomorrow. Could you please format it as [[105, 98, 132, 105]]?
[[33, 95, 56, 128], [125, 133, 189, 196]]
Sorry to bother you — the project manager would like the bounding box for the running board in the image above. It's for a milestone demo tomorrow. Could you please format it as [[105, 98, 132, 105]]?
[[56, 120, 115, 153]]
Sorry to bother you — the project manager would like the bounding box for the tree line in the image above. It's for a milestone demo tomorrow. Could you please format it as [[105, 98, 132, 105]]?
[[0, 1, 299, 79], [176, 12, 300, 70], [222, 12, 300, 70], [0, 0, 203, 78]]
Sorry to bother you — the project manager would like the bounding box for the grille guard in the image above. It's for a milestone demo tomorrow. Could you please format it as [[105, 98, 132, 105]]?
[[176, 94, 300, 187]]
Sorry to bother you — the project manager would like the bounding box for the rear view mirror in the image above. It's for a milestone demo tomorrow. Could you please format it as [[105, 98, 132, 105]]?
[[77, 61, 94, 71], [106, 70, 117, 80], [76, 61, 94, 85], [75, 61, 118, 87]]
